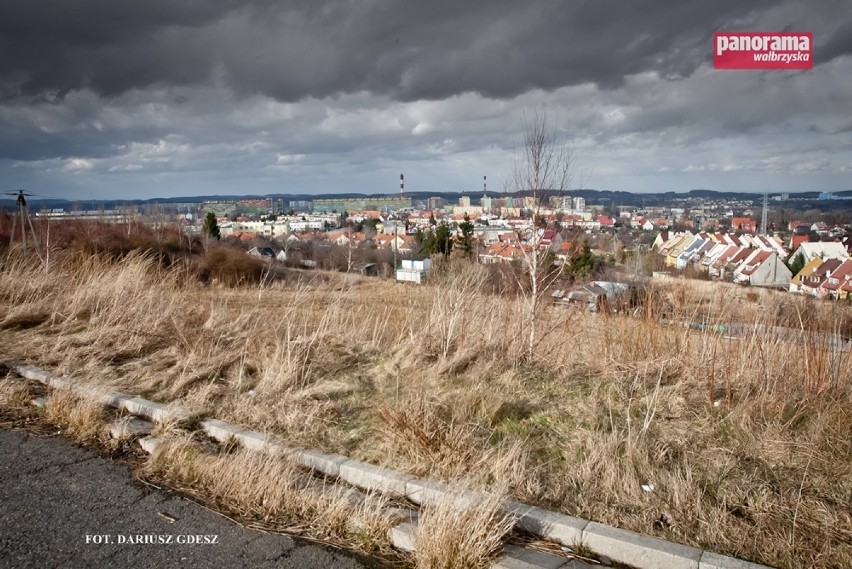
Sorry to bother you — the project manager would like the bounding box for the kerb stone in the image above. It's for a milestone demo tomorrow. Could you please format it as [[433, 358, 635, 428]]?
[[699, 551, 772, 569], [200, 418, 245, 442], [505, 501, 588, 547], [108, 417, 155, 439], [582, 522, 702, 569], [75, 385, 129, 408], [16, 365, 73, 391], [289, 449, 350, 477], [138, 436, 161, 454], [338, 460, 413, 495], [388, 519, 417, 552], [405, 478, 449, 505], [121, 397, 188, 423], [492, 544, 569, 569], [233, 429, 281, 454]]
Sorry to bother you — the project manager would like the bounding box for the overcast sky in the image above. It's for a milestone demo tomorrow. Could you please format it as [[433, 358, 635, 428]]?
[[1, 1, 850, 200]]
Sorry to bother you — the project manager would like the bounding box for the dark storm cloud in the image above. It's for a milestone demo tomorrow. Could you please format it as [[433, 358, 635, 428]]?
[[3, 0, 846, 103], [2, 1, 850, 199]]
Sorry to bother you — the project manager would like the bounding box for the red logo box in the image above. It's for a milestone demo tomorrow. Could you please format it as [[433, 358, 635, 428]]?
[[714, 32, 812, 70]]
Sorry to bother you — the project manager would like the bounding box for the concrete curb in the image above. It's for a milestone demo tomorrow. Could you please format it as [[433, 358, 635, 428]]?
[[493, 544, 592, 569], [388, 519, 418, 553], [582, 522, 702, 569], [338, 459, 413, 496], [699, 551, 772, 569], [505, 501, 588, 547], [12, 364, 774, 569], [289, 449, 351, 477], [15, 365, 190, 422], [138, 436, 161, 454], [108, 417, 154, 439]]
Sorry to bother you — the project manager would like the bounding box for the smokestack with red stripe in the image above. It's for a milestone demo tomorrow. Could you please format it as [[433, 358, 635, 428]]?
[[400, 173, 404, 196], [483, 175, 487, 193]]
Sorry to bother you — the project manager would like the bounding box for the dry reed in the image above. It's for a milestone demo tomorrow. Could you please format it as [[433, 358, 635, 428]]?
[[1, 244, 850, 568]]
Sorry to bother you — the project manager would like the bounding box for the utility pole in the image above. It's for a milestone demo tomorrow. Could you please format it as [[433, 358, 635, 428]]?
[[8, 190, 40, 254], [393, 215, 398, 274], [760, 191, 768, 235]]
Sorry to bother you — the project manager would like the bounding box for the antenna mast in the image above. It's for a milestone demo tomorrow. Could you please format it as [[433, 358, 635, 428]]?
[[7, 190, 41, 255]]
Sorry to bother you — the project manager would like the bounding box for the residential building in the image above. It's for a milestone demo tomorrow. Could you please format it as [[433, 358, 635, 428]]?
[[800, 258, 845, 298], [820, 258, 852, 299], [732, 251, 791, 287], [427, 197, 445, 210], [396, 259, 432, 284], [789, 242, 849, 265], [731, 217, 757, 233], [790, 257, 825, 294]]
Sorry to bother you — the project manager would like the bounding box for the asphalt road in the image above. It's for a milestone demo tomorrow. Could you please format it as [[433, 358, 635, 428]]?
[[0, 428, 372, 568]]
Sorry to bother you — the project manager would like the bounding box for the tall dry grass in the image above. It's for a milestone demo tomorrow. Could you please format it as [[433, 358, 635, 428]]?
[[143, 435, 398, 554], [42, 388, 108, 444], [1, 244, 851, 568], [414, 486, 514, 569]]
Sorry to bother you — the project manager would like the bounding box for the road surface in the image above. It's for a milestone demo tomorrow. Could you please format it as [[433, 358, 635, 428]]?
[[0, 428, 374, 568]]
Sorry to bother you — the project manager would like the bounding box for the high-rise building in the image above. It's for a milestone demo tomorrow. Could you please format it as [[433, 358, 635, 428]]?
[[312, 196, 411, 213], [288, 200, 313, 212], [427, 197, 445, 210], [459, 196, 471, 207]]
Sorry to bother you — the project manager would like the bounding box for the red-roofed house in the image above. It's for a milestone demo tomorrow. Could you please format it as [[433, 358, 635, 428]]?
[[700, 242, 731, 272], [789, 233, 809, 251], [820, 258, 852, 300], [732, 217, 757, 234], [555, 241, 574, 264], [597, 215, 615, 229], [801, 258, 845, 298], [479, 242, 529, 264], [732, 250, 791, 287], [717, 246, 751, 280], [538, 229, 563, 251]]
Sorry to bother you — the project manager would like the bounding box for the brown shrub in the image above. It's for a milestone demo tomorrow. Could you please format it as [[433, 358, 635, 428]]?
[[199, 247, 269, 287], [64, 221, 196, 267]]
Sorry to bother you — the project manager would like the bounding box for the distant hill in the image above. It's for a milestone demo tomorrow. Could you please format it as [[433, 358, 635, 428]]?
[[2, 188, 850, 211]]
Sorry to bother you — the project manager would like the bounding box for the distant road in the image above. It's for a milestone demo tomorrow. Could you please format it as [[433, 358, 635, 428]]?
[[0, 428, 372, 569]]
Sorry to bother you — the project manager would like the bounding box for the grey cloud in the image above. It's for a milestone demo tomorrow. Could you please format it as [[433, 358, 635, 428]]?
[[2, 1, 851, 199], [5, 0, 840, 103]]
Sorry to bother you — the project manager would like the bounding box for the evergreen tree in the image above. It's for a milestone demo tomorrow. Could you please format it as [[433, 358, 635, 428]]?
[[788, 253, 806, 277], [202, 212, 221, 240], [567, 244, 599, 277], [458, 214, 475, 257], [435, 222, 454, 257], [416, 223, 454, 257]]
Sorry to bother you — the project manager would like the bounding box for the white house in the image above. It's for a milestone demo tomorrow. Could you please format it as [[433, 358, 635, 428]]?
[[676, 234, 709, 269], [732, 250, 792, 287], [396, 259, 432, 284]]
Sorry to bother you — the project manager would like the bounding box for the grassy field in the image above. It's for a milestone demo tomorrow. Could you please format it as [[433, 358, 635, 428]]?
[[1, 243, 851, 569]]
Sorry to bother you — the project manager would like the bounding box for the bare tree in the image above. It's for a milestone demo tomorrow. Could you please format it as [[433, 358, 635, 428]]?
[[512, 108, 574, 360]]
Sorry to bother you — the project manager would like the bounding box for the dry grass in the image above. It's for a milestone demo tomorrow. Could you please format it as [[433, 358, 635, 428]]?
[[142, 434, 398, 555], [0, 375, 33, 409], [414, 486, 514, 569], [42, 389, 108, 444], [1, 243, 851, 568]]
